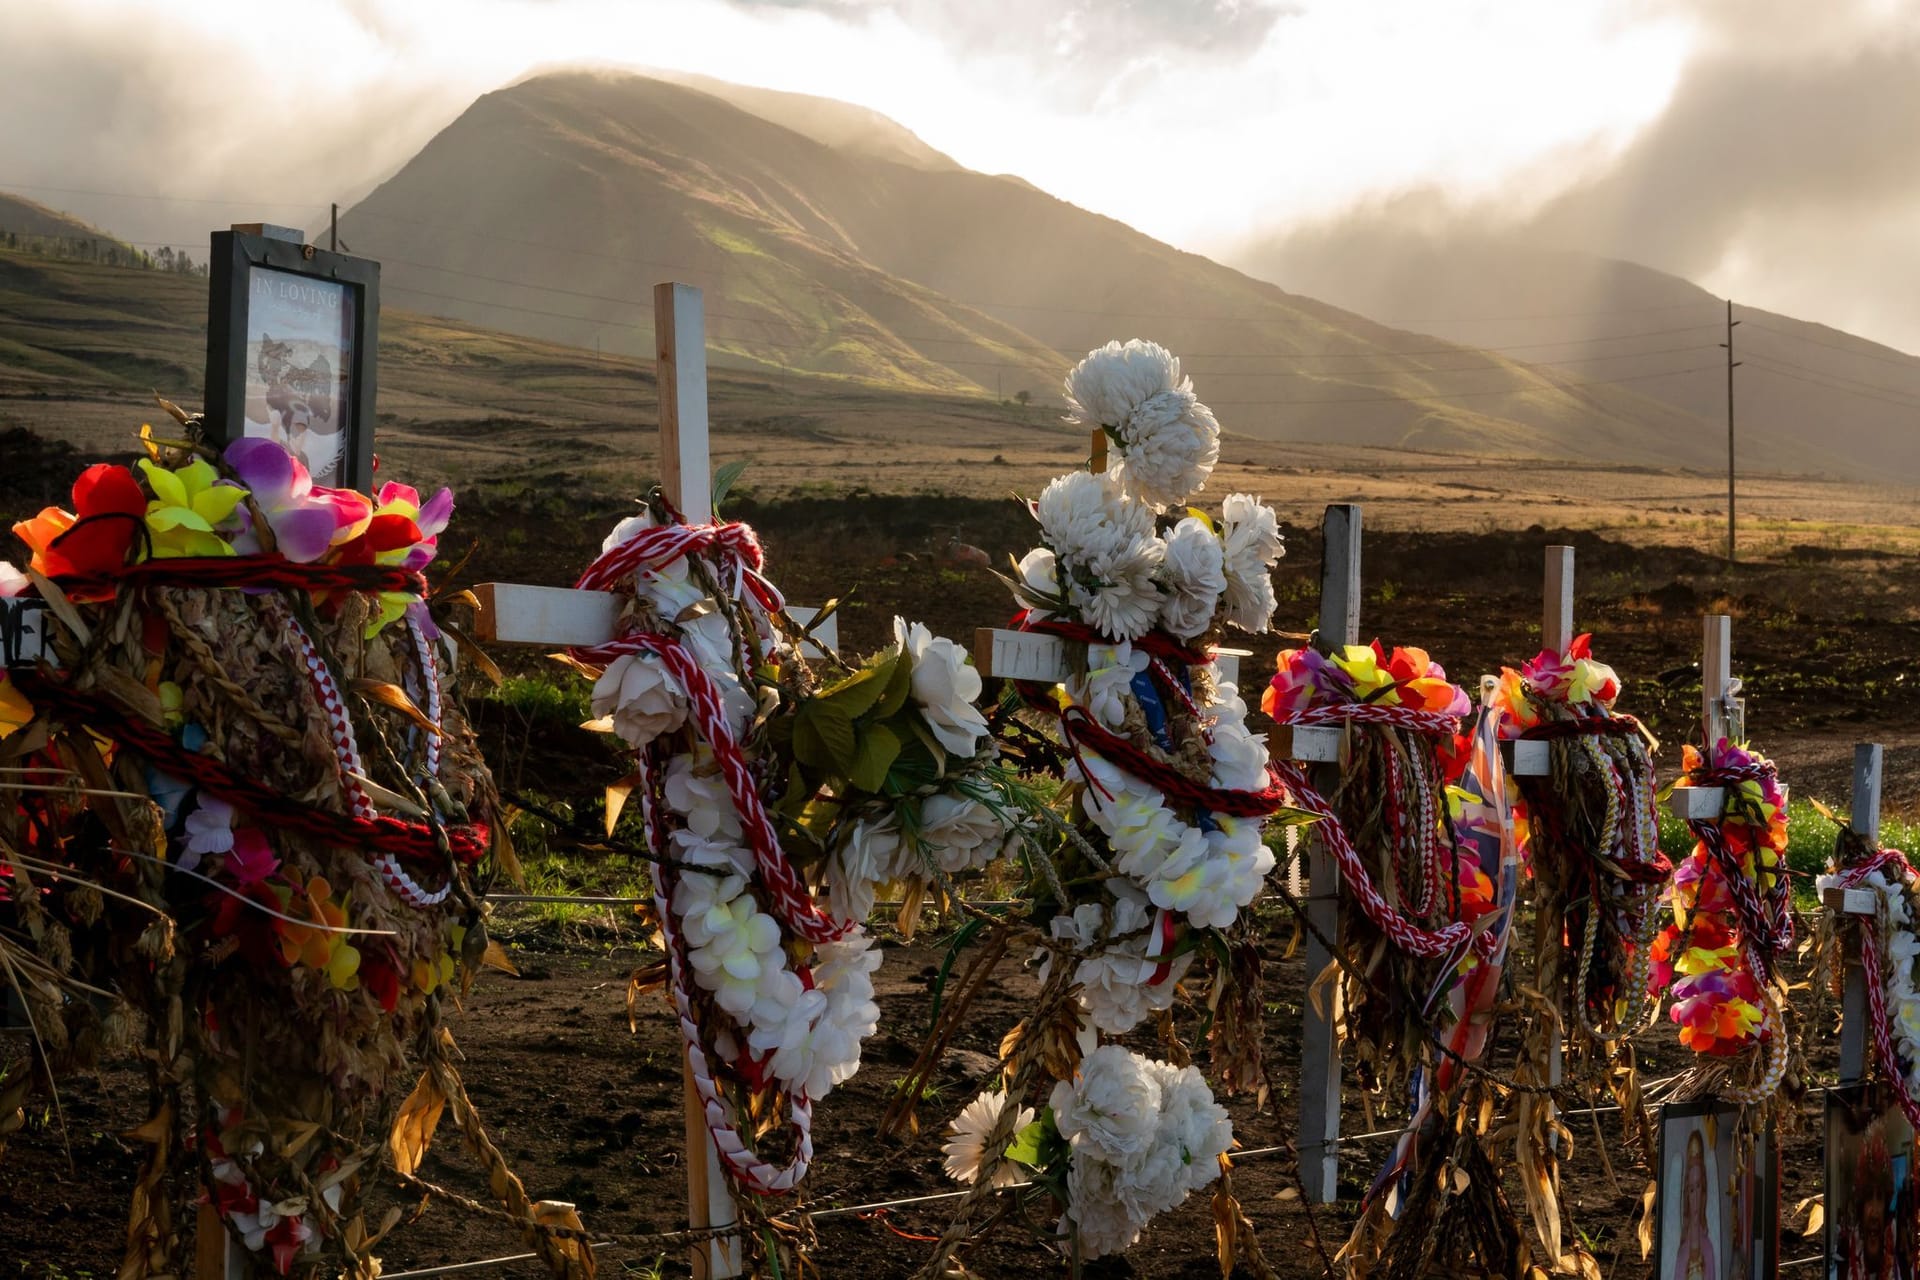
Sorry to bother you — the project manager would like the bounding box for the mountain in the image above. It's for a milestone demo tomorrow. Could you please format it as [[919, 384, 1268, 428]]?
[[0, 192, 127, 245], [1235, 230, 1920, 480], [337, 71, 1762, 471]]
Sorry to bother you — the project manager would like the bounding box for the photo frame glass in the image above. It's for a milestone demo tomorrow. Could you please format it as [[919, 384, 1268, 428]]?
[[241, 266, 357, 486], [1826, 1082, 1918, 1279], [1658, 1100, 1776, 1280]]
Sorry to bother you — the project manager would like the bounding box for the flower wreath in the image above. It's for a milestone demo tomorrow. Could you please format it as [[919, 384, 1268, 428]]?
[[936, 340, 1284, 1260], [1651, 739, 1793, 1101], [1491, 635, 1669, 1045], [575, 494, 1024, 1219], [0, 426, 570, 1278]]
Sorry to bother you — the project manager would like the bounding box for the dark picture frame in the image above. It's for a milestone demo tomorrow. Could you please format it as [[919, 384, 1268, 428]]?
[[203, 230, 379, 490], [1656, 1098, 1778, 1280], [1826, 1082, 1917, 1279]]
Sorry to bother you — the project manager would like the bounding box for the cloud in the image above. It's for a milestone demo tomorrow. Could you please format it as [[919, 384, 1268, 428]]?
[[1228, 1, 1920, 350]]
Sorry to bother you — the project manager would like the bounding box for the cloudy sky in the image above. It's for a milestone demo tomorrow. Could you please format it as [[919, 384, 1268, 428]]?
[[6, 0, 1917, 350]]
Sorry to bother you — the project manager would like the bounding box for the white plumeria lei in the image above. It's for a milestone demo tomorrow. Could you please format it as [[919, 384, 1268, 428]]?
[[941, 1046, 1232, 1260], [588, 509, 878, 1101], [1820, 859, 1920, 1098]]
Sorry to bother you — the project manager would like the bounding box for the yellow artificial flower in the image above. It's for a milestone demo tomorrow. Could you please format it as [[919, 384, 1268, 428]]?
[[139, 459, 247, 558]]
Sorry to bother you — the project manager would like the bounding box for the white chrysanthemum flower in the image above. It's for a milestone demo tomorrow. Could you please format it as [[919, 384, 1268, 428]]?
[[1219, 494, 1284, 633], [1066, 1152, 1145, 1259], [1035, 469, 1153, 566], [1152, 1061, 1233, 1195], [1074, 643, 1149, 730], [916, 793, 1014, 874], [592, 652, 689, 747], [826, 815, 909, 923], [942, 1090, 1037, 1188], [894, 617, 991, 759], [1069, 531, 1166, 642], [1157, 516, 1226, 640], [1064, 340, 1220, 510], [1207, 718, 1271, 793], [1050, 1045, 1163, 1163], [664, 749, 744, 842]]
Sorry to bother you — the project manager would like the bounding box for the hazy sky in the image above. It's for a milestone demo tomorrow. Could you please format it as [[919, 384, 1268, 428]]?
[[5, 0, 1916, 350]]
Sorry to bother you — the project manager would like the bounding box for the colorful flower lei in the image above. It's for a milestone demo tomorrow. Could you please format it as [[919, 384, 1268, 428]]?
[[1652, 740, 1790, 1063]]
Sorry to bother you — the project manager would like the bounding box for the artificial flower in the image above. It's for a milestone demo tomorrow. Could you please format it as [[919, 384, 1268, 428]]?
[[1064, 339, 1220, 509], [1156, 516, 1225, 640], [11, 463, 148, 588], [591, 652, 689, 748], [894, 617, 990, 759], [826, 814, 909, 923], [1070, 532, 1166, 642], [915, 793, 1015, 874], [1219, 494, 1283, 632], [224, 438, 363, 563], [139, 458, 248, 558], [180, 794, 237, 873], [1051, 1044, 1162, 1162], [943, 1090, 1036, 1188]]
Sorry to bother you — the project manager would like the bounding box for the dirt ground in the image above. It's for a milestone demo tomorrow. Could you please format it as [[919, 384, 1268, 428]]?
[[7, 430, 1919, 1276]]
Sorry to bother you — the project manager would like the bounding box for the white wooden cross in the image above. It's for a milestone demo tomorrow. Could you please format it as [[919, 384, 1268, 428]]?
[[1668, 615, 1737, 822], [1500, 545, 1574, 779], [471, 282, 774, 1280], [1825, 742, 1883, 1084]]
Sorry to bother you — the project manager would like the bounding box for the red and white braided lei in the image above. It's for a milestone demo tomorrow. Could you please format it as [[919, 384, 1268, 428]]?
[[1832, 848, 1920, 1132], [574, 514, 857, 1195], [1270, 702, 1501, 963]]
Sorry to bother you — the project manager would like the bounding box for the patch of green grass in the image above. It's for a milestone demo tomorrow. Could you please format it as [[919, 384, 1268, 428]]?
[[489, 673, 594, 726]]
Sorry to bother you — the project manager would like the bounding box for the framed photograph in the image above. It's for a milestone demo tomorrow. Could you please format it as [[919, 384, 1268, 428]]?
[[1657, 1099, 1778, 1280], [203, 230, 378, 490], [1826, 1082, 1918, 1279]]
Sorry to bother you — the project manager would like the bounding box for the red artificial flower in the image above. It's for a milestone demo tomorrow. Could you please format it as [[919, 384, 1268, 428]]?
[[11, 465, 147, 592]]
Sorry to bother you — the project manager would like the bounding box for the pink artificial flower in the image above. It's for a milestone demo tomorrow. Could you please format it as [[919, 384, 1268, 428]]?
[[224, 827, 279, 886], [224, 438, 367, 563]]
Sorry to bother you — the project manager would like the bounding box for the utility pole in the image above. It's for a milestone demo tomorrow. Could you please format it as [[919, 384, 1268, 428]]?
[[330, 203, 339, 252], [1721, 299, 1741, 565]]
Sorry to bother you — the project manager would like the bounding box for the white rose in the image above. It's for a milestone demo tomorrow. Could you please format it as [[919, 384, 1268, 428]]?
[[1017, 547, 1061, 613], [894, 617, 990, 759], [1050, 1044, 1162, 1163], [827, 815, 908, 923], [916, 793, 1013, 874], [599, 511, 656, 555], [592, 652, 688, 747], [1157, 517, 1226, 640]]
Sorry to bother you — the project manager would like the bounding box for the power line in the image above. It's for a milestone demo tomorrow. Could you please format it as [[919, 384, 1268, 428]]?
[[1746, 318, 1920, 367], [1745, 357, 1920, 412], [1202, 363, 1719, 408], [1740, 351, 1920, 404]]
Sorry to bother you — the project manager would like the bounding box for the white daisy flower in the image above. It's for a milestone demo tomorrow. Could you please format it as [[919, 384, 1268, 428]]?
[[942, 1090, 1036, 1188]]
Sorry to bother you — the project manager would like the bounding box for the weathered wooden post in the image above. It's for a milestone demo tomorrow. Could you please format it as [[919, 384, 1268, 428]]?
[[1669, 615, 1736, 822], [474, 283, 742, 1279], [1288, 504, 1361, 1204], [1829, 743, 1884, 1084]]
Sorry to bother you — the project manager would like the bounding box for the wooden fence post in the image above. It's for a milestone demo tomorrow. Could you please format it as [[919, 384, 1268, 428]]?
[[1298, 503, 1361, 1205], [1670, 616, 1736, 822]]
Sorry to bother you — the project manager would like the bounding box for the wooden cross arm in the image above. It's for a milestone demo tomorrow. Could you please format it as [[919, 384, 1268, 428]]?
[[971, 627, 1248, 686], [1667, 785, 1727, 820], [1821, 884, 1878, 916], [472, 582, 839, 656]]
